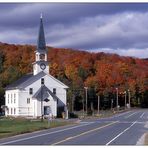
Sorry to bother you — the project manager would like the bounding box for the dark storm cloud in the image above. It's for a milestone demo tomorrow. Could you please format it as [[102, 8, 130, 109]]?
[[0, 3, 148, 58], [0, 3, 21, 11], [1, 3, 148, 28]]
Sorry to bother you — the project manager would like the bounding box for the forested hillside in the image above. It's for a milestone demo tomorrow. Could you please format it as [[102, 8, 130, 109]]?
[[0, 42, 148, 112]]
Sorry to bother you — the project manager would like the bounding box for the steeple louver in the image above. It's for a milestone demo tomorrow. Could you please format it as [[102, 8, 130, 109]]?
[[37, 14, 46, 51]]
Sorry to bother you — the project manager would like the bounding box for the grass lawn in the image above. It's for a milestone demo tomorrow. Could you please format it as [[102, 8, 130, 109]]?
[[0, 117, 73, 139]]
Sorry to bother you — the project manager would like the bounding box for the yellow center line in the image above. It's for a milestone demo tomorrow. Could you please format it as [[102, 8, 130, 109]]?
[[52, 121, 118, 145]]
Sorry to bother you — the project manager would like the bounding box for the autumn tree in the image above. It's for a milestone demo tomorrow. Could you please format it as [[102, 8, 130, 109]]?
[[0, 42, 148, 110]]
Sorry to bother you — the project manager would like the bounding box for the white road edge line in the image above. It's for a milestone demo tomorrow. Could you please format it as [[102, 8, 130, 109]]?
[[124, 112, 137, 118], [106, 121, 137, 145], [0, 123, 92, 145], [96, 121, 145, 124], [140, 112, 145, 118], [109, 111, 132, 118]]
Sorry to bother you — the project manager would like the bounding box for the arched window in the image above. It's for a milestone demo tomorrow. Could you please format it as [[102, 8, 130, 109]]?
[[40, 54, 45, 60]]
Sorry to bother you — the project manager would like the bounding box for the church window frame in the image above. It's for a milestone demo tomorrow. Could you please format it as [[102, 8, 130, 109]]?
[[27, 98, 30, 104], [14, 108, 16, 115], [53, 88, 56, 95], [41, 78, 44, 85], [7, 108, 9, 114], [11, 108, 13, 115], [29, 88, 33, 95]]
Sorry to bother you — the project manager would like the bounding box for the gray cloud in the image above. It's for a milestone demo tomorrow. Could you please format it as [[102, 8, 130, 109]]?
[[90, 48, 148, 59], [0, 3, 148, 58], [47, 12, 148, 49]]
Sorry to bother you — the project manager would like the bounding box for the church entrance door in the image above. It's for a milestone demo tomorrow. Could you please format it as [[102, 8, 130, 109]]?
[[44, 106, 51, 115]]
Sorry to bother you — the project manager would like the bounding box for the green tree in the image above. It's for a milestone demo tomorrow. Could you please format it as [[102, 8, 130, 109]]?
[[2, 66, 22, 86], [0, 51, 5, 73]]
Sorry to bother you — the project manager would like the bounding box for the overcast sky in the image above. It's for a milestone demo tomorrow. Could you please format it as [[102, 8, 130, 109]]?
[[0, 3, 148, 58]]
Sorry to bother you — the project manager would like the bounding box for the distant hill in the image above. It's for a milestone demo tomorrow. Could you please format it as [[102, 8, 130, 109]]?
[[0, 42, 148, 109]]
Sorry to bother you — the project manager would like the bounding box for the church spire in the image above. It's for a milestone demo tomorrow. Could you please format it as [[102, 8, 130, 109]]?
[[33, 14, 49, 75], [37, 13, 46, 51]]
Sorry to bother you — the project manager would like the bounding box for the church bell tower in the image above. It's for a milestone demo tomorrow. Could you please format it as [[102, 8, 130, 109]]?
[[33, 14, 49, 75]]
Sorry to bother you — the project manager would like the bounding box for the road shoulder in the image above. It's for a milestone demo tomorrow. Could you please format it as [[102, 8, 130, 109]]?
[[137, 121, 148, 145]]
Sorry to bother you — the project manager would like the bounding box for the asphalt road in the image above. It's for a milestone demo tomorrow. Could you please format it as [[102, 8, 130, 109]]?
[[0, 108, 148, 145]]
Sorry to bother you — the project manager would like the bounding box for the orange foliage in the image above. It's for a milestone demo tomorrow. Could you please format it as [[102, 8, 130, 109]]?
[[0, 42, 147, 95]]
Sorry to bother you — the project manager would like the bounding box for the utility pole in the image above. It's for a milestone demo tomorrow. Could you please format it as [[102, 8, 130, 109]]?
[[124, 91, 127, 110], [41, 84, 44, 122], [97, 95, 100, 115], [116, 88, 119, 111], [91, 102, 94, 116], [83, 95, 85, 116], [128, 89, 131, 109], [111, 99, 113, 111], [84, 87, 88, 115], [72, 94, 74, 113]]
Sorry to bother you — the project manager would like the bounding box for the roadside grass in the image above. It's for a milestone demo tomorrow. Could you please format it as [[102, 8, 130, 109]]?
[[145, 133, 148, 145], [0, 117, 73, 139], [0, 109, 131, 139], [75, 108, 129, 119]]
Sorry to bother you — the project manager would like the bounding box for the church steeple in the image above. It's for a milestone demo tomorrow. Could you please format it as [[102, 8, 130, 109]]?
[[37, 14, 46, 51], [33, 14, 49, 75]]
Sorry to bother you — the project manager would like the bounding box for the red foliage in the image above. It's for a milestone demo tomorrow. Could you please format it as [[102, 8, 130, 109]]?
[[0, 42, 147, 95]]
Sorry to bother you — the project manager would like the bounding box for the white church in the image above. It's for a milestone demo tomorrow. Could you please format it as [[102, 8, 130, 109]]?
[[5, 15, 69, 118]]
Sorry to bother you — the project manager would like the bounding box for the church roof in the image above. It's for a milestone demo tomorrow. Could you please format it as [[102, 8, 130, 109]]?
[[5, 73, 33, 90], [37, 14, 46, 52], [5, 71, 68, 90], [5, 72, 46, 90], [32, 85, 58, 101]]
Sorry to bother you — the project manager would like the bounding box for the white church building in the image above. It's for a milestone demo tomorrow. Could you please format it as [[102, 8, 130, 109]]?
[[5, 15, 69, 118]]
